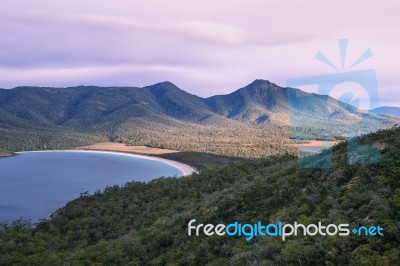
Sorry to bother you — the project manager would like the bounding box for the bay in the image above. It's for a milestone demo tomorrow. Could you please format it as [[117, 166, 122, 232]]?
[[0, 151, 183, 224]]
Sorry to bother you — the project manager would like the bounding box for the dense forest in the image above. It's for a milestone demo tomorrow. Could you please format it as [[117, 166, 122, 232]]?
[[1, 81, 397, 158], [1, 127, 399, 265]]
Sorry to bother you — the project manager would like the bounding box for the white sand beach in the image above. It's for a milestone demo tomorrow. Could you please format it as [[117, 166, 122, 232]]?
[[17, 150, 197, 176]]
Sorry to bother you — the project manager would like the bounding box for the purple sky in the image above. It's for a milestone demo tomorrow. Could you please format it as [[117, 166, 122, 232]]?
[[1, 0, 399, 106]]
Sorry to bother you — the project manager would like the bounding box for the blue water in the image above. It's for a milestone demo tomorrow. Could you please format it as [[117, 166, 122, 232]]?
[[296, 141, 335, 153], [298, 146, 325, 153], [0, 151, 182, 224]]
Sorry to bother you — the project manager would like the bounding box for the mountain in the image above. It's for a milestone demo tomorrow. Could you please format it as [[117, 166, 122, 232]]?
[[206, 79, 397, 139], [145, 82, 217, 123], [371, 106, 400, 117], [2, 126, 400, 265], [0, 82, 228, 129], [0, 80, 398, 156], [206, 80, 289, 124], [206, 79, 371, 126], [0, 80, 393, 129]]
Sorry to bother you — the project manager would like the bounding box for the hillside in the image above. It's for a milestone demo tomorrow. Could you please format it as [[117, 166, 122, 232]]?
[[206, 80, 397, 139], [371, 106, 400, 118], [0, 80, 397, 157], [1, 126, 399, 265]]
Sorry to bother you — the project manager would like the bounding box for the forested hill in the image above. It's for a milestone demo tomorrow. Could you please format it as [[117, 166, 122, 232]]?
[[371, 106, 400, 117], [1, 80, 398, 157], [1, 126, 399, 265], [0, 80, 394, 130]]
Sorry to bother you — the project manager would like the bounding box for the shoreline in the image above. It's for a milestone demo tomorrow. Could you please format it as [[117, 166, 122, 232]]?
[[287, 140, 339, 147], [286, 140, 340, 153], [78, 142, 179, 155], [0, 152, 17, 158], [17, 150, 197, 176], [286, 140, 339, 149]]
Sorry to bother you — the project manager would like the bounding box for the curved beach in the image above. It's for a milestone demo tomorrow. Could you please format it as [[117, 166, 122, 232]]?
[[17, 150, 197, 176]]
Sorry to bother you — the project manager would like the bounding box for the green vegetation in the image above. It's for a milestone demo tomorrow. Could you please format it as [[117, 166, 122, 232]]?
[[159, 151, 244, 171], [1, 127, 400, 265], [0, 127, 105, 153], [1, 80, 397, 158], [114, 120, 299, 158]]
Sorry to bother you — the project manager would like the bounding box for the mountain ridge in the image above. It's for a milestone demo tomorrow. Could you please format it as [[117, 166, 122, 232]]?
[[0, 79, 398, 157], [371, 106, 400, 117]]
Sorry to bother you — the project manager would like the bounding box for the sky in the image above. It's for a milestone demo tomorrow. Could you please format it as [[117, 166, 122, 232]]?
[[1, 0, 399, 106]]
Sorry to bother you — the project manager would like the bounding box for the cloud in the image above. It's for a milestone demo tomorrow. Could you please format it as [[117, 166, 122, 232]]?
[[0, 13, 250, 72], [0, 0, 399, 106], [172, 21, 245, 45], [1, 13, 246, 45]]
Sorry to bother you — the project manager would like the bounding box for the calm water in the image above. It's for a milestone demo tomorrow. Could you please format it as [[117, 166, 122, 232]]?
[[295, 141, 335, 153], [0, 151, 182, 224], [297, 146, 326, 153]]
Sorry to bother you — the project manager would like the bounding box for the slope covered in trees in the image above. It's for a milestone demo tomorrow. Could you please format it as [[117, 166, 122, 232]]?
[[1, 127, 399, 265], [371, 106, 400, 117], [1, 80, 397, 157]]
